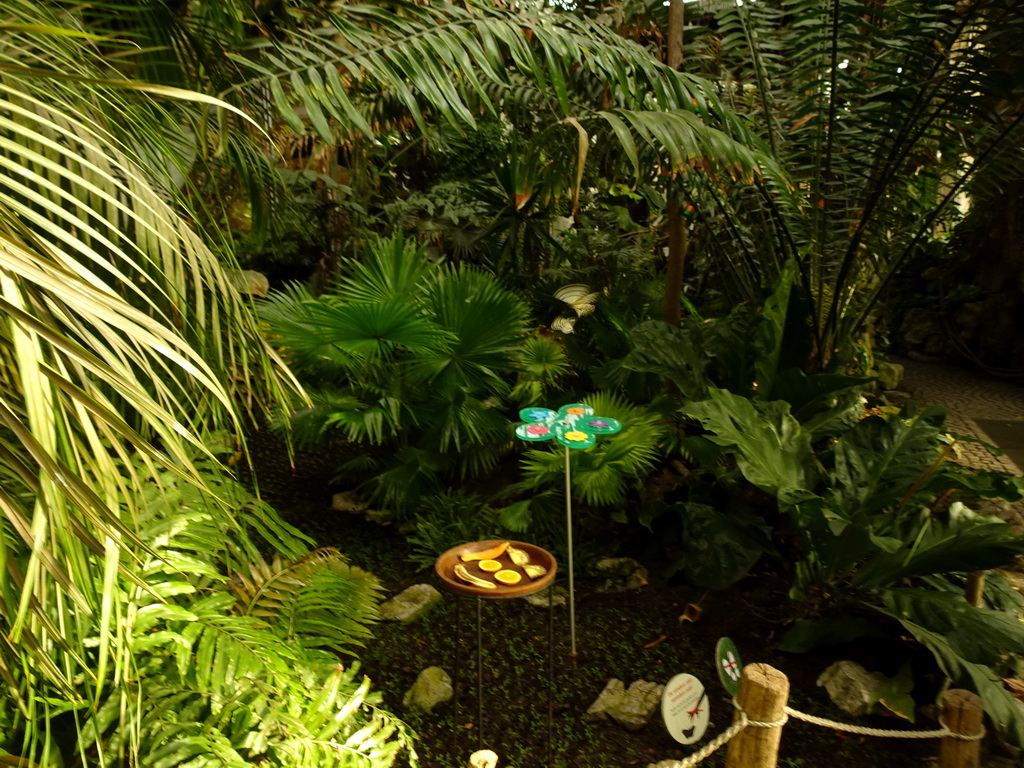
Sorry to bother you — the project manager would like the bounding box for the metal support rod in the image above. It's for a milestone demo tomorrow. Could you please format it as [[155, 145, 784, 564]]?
[[453, 595, 462, 750], [476, 596, 483, 750], [564, 445, 577, 657], [547, 582, 555, 763]]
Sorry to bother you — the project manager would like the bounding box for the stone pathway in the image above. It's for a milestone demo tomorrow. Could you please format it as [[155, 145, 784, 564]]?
[[893, 356, 1024, 530], [894, 356, 1024, 475]]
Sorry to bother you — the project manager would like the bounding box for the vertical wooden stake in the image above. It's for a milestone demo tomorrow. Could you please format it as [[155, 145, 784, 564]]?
[[939, 689, 984, 768], [726, 663, 789, 768], [965, 572, 986, 607]]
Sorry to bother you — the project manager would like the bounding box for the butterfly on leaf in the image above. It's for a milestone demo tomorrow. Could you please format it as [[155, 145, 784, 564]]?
[[551, 284, 600, 334]]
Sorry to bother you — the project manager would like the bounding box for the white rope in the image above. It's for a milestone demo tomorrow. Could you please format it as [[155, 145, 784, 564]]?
[[646, 698, 985, 768], [783, 707, 986, 741], [653, 712, 749, 768]]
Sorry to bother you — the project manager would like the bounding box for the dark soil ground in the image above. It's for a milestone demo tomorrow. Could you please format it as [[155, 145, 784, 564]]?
[[245, 432, 1002, 768], [322, 516, 941, 768]]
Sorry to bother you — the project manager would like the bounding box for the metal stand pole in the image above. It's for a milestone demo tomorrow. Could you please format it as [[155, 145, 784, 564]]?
[[547, 583, 555, 764], [564, 445, 577, 657], [452, 594, 462, 751], [476, 596, 483, 750]]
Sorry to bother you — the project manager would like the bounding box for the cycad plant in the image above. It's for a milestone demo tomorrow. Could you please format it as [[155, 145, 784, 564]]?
[[0, 4, 412, 765], [684, 0, 1024, 368]]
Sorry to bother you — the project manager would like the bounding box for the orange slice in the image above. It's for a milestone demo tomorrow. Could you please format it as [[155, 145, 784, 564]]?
[[478, 559, 502, 572], [494, 569, 522, 585]]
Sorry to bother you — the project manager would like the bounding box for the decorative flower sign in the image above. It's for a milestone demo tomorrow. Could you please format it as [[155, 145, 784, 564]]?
[[515, 403, 622, 450]]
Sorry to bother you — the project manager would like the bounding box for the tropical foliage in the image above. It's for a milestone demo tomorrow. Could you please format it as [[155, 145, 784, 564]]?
[[683, 392, 1024, 740], [679, 0, 1024, 367], [0, 2, 412, 765], [5, 0, 1024, 762]]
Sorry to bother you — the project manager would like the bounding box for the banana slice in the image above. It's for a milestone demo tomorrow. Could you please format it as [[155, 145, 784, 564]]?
[[453, 562, 496, 589], [523, 564, 548, 579], [507, 545, 532, 566], [460, 541, 510, 562]]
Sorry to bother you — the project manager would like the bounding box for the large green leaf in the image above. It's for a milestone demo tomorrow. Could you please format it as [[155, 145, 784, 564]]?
[[682, 387, 815, 497], [852, 502, 1024, 588], [831, 407, 947, 521], [873, 604, 1024, 748], [619, 320, 710, 400]]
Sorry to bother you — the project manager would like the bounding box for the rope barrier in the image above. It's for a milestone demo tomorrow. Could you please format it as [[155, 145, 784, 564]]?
[[783, 706, 986, 741], [648, 698, 985, 768], [655, 712, 748, 768]]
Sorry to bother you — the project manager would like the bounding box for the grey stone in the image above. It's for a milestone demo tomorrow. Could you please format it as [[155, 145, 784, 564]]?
[[817, 660, 888, 717], [522, 585, 568, 608], [379, 584, 441, 623], [586, 678, 626, 722], [585, 678, 665, 731], [402, 666, 452, 714], [610, 680, 665, 731], [875, 360, 904, 390], [331, 491, 368, 514], [594, 557, 649, 592], [365, 508, 395, 525], [883, 390, 913, 406]]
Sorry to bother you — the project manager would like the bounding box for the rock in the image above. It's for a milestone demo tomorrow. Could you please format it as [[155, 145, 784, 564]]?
[[883, 390, 912, 407], [594, 557, 649, 592], [402, 666, 452, 714], [610, 680, 665, 731], [875, 360, 904, 390], [379, 584, 441, 623], [522, 585, 568, 608], [331, 491, 368, 514], [228, 269, 269, 297], [468, 750, 499, 768], [585, 678, 665, 731], [365, 508, 395, 525], [817, 660, 888, 717], [586, 678, 626, 722]]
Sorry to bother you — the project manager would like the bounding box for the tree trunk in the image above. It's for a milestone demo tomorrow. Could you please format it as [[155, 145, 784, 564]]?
[[664, 0, 687, 326]]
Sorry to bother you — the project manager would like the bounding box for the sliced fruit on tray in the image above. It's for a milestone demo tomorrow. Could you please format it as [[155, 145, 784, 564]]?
[[460, 541, 510, 562], [523, 564, 548, 579], [494, 570, 522, 585], [507, 545, 532, 566], [478, 559, 502, 572], [454, 562, 496, 589]]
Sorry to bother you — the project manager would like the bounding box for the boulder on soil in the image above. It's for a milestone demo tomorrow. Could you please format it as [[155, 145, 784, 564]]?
[[586, 678, 665, 731], [379, 584, 441, 623], [817, 660, 887, 717], [594, 557, 649, 592], [522, 585, 568, 608], [402, 666, 453, 714], [331, 491, 368, 514]]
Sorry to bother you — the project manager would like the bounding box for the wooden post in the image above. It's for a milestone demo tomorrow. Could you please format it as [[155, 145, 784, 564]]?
[[726, 663, 790, 768], [964, 572, 985, 607], [468, 749, 498, 768], [939, 689, 984, 768]]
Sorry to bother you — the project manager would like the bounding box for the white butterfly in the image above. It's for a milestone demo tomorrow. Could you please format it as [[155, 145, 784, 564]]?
[[554, 284, 600, 316], [551, 284, 600, 333]]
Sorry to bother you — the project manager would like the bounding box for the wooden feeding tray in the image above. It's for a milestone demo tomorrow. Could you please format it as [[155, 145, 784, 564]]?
[[435, 540, 557, 599]]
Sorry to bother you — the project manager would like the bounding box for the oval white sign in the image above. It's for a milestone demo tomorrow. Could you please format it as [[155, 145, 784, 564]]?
[[662, 672, 710, 745]]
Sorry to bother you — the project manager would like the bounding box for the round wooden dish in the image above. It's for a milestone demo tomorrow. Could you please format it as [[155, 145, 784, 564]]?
[[435, 540, 557, 599]]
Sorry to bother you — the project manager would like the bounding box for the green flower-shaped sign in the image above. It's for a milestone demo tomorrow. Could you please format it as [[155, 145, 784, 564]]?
[[515, 403, 622, 450]]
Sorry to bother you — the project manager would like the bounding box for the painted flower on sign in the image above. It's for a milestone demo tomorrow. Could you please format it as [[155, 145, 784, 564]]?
[[514, 402, 622, 450]]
